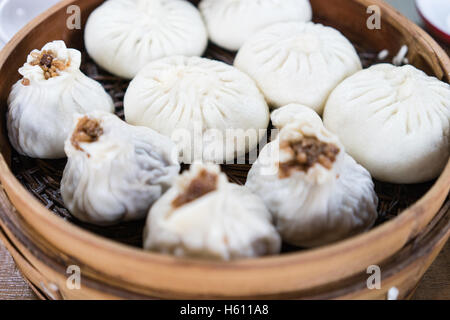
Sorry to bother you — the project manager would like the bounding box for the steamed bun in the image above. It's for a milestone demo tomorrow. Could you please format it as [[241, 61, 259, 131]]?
[[124, 56, 270, 164], [199, 0, 312, 51], [7, 40, 114, 159], [61, 111, 180, 225], [143, 162, 281, 260], [323, 64, 450, 184], [246, 105, 378, 247], [84, 0, 208, 79], [234, 22, 362, 113]]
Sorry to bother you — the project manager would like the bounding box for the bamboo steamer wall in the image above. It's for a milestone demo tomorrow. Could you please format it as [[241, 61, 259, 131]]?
[[0, 0, 449, 299]]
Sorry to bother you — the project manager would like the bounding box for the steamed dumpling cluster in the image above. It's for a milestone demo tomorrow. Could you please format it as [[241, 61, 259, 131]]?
[[246, 105, 378, 247], [199, 0, 312, 51], [235, 22, 362, 113], [85, 0, 208, 79], [7, 41, 114, 159], [143, 162, 281, 260], [7, 0, 450, 262], [124, 56, 270, 164], [323, 64, 450, 184], [61, 111, 180, 225]]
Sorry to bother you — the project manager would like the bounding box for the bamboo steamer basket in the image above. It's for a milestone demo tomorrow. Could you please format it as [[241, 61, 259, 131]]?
[[0, 0, 448, 300]]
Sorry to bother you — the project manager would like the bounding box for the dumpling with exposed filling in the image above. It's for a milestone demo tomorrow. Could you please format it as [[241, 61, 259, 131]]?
[[246, 105, 378, 247], [7, 40, 114, 159], [61, 111, 180, 225], [143, 162, 281, 260]]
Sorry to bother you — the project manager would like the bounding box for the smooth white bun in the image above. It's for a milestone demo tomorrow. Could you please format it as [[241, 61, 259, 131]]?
[[61, 111, 180, 226], [7, 41, 114, 159], [246, 105, 378, 247], [323, 64, 450, 184], [124, 56, 270, 164], [199, 0, 312, 51], [84, 0, 208, 79], [234, 22, 362, 113], [143, 162, 281, 260]]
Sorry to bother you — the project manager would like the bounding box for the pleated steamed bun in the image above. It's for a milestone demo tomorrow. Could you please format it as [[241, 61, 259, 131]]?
[[246, 105, 378, 247], [124, 56, 270, 164], [199, 0, 312, 51], [323, 64, 450, 184], [7, 41, 114, 159], [61, 111, 180, 226], [143, 162, 281, 260], [84, 0, 208, 79], [234, 22, 362, 113]]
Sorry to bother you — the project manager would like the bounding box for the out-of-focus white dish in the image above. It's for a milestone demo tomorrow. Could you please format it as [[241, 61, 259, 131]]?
[[416, 0, 450, 43], [0, 0, 60, 48]]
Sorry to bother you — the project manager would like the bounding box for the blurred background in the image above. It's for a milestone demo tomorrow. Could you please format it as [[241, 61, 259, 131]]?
[[0, 0, 60, 48], [0, 0, 448, 49], [385, 0, 422, 25]]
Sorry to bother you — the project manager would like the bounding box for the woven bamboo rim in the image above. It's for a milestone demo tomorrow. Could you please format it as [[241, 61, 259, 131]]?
[[0, 187, 448, 299]]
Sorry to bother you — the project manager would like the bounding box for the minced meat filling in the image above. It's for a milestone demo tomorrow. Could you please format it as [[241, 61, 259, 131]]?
[[29, 50, 70, 80], [71, 116, 103, 152], [279, 136, 340, 178], [172, 169, 218, 208]]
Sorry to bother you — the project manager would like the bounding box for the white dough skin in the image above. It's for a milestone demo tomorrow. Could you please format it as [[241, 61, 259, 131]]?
[[61, 111, 180, 226], [84, 0, 208, 79], [7, 41, 114, 159], [234, 22, 362, 113], [323, 64, 450, 184], [246, 105, 378, 247], [124, 56, 270, 164], [143, 163, 281, 260], [271, 103, 323, 129], [199, 0, 312, 51]]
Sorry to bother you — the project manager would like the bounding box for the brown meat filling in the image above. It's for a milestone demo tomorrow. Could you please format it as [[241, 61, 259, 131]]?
[[29, 50, 70, 80], [71, 116, 103, 152], [172, 169, 218, 208], [279, 136, 340, 178]]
